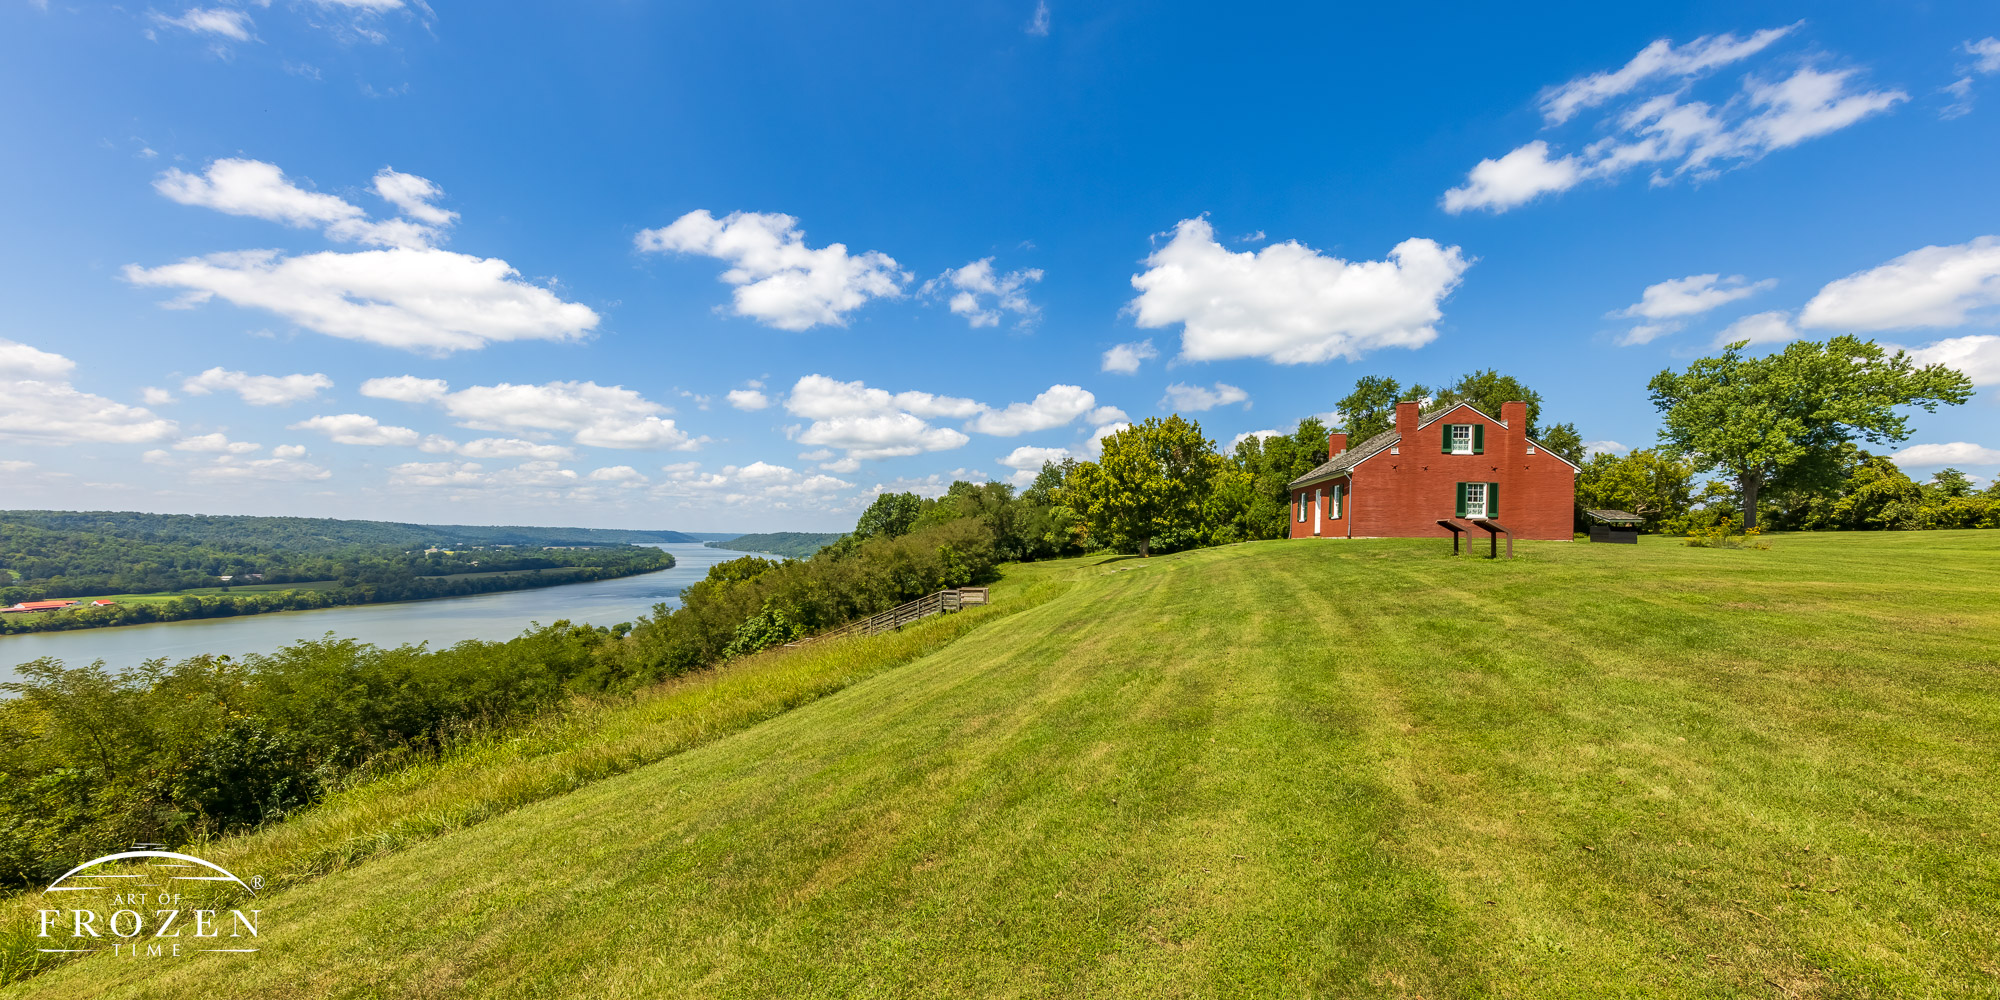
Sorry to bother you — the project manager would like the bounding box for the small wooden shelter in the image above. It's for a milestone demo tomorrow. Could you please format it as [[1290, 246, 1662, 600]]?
[[1582, 509, 1644, 544]]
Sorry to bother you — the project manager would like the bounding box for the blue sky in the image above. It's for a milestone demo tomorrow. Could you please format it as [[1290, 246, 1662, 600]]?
[[2, 1, 1997, 531]]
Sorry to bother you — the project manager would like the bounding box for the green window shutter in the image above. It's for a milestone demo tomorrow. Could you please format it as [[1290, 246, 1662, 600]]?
[[1487, 482, 1500, 517], [1473, 424, 1485, 454], [1454, 482, 1467, 518]]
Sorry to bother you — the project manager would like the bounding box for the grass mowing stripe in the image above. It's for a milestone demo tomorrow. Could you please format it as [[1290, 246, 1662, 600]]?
[[11, 533, 2000, 998], [0, 570, 1074, 989]]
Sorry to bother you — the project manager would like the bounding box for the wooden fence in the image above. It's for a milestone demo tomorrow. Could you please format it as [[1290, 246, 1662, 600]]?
[[784, 587, 990, 647]]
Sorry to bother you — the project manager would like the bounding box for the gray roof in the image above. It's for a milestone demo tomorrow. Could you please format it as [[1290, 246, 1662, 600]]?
[[1287, 404, 1453, 489], [1285, 401, 1582, 489], [1584, 509, 1646, 524], [1286, 427, 1398, 488]]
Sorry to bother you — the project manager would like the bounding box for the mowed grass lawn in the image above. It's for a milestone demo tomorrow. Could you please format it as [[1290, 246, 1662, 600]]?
[[19, 532, 2000, 999]]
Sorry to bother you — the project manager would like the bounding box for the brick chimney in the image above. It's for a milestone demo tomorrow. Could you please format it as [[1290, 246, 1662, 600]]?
[[1326, 431, 1348, 460], [1394, 400, 1420, 443], [1501, 400, 1528, 453]]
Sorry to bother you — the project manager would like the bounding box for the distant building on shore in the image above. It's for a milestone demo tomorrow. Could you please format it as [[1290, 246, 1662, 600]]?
[[2, 600, 81, 614]]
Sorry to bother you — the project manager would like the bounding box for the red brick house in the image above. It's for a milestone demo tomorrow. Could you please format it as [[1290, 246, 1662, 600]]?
[[1286, 400, 1580, 541]]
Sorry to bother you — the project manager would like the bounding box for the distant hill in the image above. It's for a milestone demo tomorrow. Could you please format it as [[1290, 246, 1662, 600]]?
[[709, 532, 847, 559], [0, 510, 713, 551]]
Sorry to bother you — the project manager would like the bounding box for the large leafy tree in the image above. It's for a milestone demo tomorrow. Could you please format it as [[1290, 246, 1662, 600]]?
[[1333, 369, 1584, 463], [853, 491, 925, 541], [1334, 375, 1426, 445], [1063, 415, 1221, 556], [1647, 336, 1972, 530], [1223, 416, 1331, 539], [1430, 368, 1544, 431], [1575, 448, 1697, 531]]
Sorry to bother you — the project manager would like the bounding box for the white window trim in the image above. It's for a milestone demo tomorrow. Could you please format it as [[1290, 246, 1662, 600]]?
[[1449, 423, 1474, 455], [1464, 481, 1488, 518]]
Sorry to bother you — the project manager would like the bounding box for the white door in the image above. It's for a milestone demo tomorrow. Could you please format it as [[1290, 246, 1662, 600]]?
[[1312, 489, 1322, 535]]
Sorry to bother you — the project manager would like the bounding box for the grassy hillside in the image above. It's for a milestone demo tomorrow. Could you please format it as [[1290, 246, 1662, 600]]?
[[17, 533, 2000, 998], [710, 531, 848, 559]]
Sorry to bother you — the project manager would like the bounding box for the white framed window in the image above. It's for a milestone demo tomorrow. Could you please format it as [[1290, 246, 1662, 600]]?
[[1330, 484, 1344, 519], [1449, 424, 1473, 454], [1296, 492, 1308, 522], [1463, 481, 1487, 518]]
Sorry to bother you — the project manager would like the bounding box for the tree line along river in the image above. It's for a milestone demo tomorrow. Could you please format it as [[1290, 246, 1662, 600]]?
[[0, 543, 760, 684]]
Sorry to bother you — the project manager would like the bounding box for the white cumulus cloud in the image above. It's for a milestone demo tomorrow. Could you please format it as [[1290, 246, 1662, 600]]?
[[173, 432, 260, 454], [371, 168, 457, 228], [1082, 421, 1130, 458], [1129, 218, 1468, 365], [1026, 0, 1049, 36], [1621, 273, 1774, 320], [359, 375, 450, 403], [1445, 28, 1903, 213], [997, 444, 1071, 486], [782, 374, 1102, 464], [1441, 141, 1585, 215], [192, 454, 331, 482], [1971, 38, 2000, 75], [1101, 339, 1158, 374], [998, 445, 1072, 471], [587, 465, 649, 484], [1890, 442, 2000, 467], [1161, 382, 1250, 412], [966, 385, 1096, 436], [133, 160, 594, 353], [376, 379, 701, 451], [1713, 310, 1799, 347], [1228, 429, 1283, 450], [726, 388, 771, 410], [1539, 26, 1798, 124], [153, 7, 256, 41], [154, 160, 448, 249], [0, 340, 176, 445], [0, 339, 76, 379], [782, 374, 982, 463], [923, 257, 1042, 328], [452, 438, 576, 461], [635, 210, 908, 331], [1801, 237, 2000, 332], [1900, 335, 2000, 386], [181, 367, 333, 405], [289, 413, 420, 447], [126, 248, 600, 354]]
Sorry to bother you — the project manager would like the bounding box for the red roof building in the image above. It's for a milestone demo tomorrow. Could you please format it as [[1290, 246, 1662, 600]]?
[[4, 600, 80, 613], [1287, 400, 1580, 541]]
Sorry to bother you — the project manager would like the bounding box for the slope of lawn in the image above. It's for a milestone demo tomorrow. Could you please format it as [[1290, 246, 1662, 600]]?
[[17, 532, 2000, 999]]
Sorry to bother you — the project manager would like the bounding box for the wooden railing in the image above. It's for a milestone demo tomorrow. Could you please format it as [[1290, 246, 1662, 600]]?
[[784, 587, 990, 647]]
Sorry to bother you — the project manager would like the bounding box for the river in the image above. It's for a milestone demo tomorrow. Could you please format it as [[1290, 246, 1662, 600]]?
[[1, 543, 761, 681]]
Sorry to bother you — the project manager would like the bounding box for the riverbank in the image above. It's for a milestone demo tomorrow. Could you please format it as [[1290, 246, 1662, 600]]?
[[0, 553, 672, 636], [0, 545, 754, 681]]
